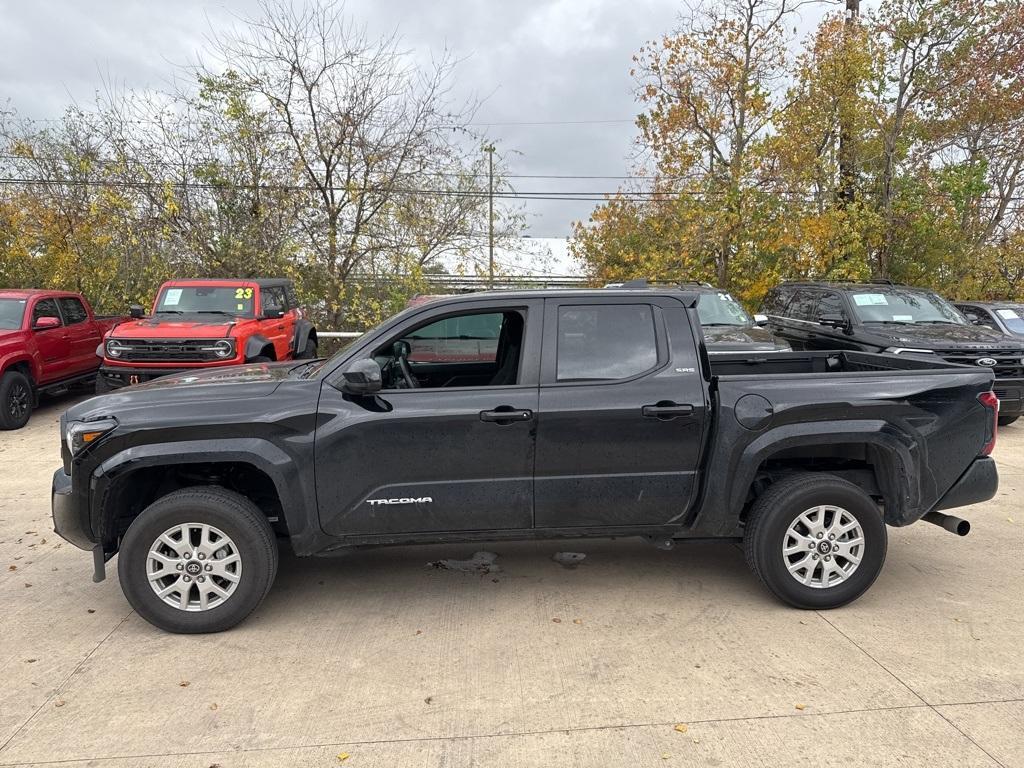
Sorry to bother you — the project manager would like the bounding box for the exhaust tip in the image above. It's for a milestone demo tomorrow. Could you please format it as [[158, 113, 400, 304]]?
[[922, 511, 971, 536]]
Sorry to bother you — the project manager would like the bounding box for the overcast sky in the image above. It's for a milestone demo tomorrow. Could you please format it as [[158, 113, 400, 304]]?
[[1, 0, 845, 265]]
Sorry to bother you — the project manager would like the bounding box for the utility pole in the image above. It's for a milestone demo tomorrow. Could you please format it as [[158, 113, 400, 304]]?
[[484, 144, 496, 289], [838, 0, 860, 208]]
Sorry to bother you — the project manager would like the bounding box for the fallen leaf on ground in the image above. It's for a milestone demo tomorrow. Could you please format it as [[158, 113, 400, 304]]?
[[24, 583, 31, 588], [337, 753, 350, 762], [87, 609, 95, 614], [552, 618, 562, 623], [209, 703, 218, 711], [414, 630, 422, 635], [54, 700, 66, 708], [795, 704, 806, 711], [424, 696, 433, 704], [661, 753, 670, 760], [25, 659, 37, 663], [179, 681, 190, 688], [572, 619, 583, 625], [7, 565, 15, 571], [674, 723, 688, 734]]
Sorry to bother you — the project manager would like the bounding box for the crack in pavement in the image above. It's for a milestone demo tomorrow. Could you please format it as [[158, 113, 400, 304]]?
[[815, 611, 1008, 768], [0, 610, 135, 757]]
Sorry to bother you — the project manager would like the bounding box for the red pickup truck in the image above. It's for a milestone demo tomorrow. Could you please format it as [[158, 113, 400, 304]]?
[[0, 290, 125, 430], [97, 278, 317, 390]]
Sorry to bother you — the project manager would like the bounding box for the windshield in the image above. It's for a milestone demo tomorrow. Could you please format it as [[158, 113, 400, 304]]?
[[696, 292, 752, 326], [849, 290, 965, 325], [0, 298, 27, 330], [155, 285, 257, 317], [994, 307, 1024, 334]]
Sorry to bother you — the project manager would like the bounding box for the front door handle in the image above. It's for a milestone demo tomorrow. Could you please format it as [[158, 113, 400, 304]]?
[[480, 407, 534, 424], [642, 402, 695, 420]]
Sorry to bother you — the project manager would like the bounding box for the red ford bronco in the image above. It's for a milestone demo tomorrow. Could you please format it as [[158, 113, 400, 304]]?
[[97, 278, 317, 390]]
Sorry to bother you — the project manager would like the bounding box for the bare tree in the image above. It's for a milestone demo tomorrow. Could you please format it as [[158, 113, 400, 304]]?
[[203, 0, 497, 327]]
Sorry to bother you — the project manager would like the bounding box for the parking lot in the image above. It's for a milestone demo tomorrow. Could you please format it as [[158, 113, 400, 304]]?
[[0, 393, 1020, 767]]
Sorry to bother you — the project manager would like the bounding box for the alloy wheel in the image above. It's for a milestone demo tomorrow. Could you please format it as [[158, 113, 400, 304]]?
[[146, 523, 242, 611], [782, 505, 864, 589]]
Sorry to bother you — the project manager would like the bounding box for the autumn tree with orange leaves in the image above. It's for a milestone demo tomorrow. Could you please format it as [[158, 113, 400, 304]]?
[[573, 0, 1024, 305]]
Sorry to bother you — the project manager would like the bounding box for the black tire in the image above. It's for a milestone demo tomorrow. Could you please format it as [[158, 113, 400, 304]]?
[[744, 473, 887, 610], [0, 370, 33, 430], [998, 414, 1018, 427], [118, 486, 278, 633], [297, 339, 318, 360], [94, 374, 111, 394]]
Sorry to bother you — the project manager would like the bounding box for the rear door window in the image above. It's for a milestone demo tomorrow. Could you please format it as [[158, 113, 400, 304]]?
[[58, 297, 88, 325], [556, 304, 658, 381]]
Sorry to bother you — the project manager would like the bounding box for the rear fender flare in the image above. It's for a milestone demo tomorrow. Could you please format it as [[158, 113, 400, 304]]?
[[726, 420, 921, 528], [293, 320, 317, 354]]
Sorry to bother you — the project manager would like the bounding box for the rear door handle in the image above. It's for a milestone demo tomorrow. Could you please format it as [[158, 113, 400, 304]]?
[[480, 407, 534, 424], [642, 403, 695, 419]]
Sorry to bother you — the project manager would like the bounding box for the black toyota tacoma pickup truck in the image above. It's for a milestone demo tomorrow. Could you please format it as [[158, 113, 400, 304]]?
[[52, 288, 1000, 633]]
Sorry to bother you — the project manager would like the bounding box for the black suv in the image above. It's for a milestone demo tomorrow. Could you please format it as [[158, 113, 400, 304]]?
[[955, 302, 1024, 340], [762, 281, 1024, 425], [605, 280, 790, 353]]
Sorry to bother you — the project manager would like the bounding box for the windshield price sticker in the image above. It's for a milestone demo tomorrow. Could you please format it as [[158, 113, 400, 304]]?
[[997, 309, 1021, 320], [853, 293, 888, 306], [892, 314, 914, 322], [163, 288, 182, 306]]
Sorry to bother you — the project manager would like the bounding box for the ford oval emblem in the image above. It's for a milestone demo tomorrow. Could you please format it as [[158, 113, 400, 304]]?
[[976, 357, 998, 367]]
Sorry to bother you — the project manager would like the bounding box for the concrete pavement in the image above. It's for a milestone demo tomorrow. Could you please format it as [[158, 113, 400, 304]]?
[[0, 391, 1021, 767]]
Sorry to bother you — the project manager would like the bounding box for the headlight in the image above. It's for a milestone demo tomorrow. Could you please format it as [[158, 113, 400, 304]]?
[[65, 418, 118, 456], [200, 339, 235, 358], [105, 339, 127, 358], [883, 347, 935, 355]]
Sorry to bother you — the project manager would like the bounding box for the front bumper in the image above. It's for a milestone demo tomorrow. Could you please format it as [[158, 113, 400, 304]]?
[[51, 467, 93, 550], [933, 456, 998, 512], [992, 377, 1024, 417], [99, 366, 194, 389]]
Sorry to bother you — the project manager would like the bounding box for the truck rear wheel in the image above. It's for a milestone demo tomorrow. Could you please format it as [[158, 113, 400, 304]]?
[[0, 370, 33, 430], [118, 486, 278, 633], [743, 473, 887, 609]]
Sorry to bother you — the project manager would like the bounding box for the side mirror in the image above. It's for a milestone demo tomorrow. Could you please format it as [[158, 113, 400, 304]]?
[[33, 316, 60, 330], [129, 304, 145, 319], [819, 313, 850, 331], [752, 313, 769, 326], [339, 359, 382, 396]]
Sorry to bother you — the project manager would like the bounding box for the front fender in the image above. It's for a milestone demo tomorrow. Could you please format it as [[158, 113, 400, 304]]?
[[244, 334, 273, 360], [89, 438, 319, 553], [0, 349, 40, 383]]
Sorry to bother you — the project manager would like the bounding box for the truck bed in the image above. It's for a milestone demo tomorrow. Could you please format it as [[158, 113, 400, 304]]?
[[709, 350, 970, 378]]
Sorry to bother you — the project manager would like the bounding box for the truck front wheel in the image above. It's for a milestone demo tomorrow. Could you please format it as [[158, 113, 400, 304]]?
[[118, 487, 278, 633], [744, 473, 887, 609], [0, 370, 33, 430]]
